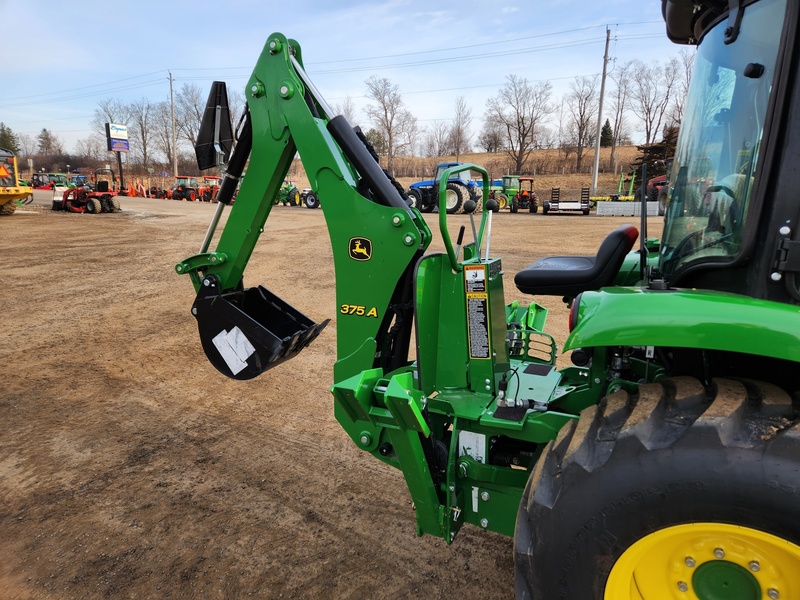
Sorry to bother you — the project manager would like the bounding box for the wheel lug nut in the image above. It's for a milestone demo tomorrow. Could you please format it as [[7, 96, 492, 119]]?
[[684, 556, 696, 567], [714, 547, 725, 559], [768, 589, 780, 599], [677, 581, 688, 592], [749, 560, 760, 572]]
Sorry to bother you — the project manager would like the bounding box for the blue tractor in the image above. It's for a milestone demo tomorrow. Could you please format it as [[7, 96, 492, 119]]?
[[407, 161, 481, 213]]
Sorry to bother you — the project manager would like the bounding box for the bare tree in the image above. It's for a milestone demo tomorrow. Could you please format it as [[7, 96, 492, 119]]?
[[565, 75, 599, 171], [424, 120, 451, 157], [394, 109, 419, 157], [152, 101, 176, 168], [478, 115, 504, 153], [175, 82, 205, 149], [364, 76, 414, 175], [74, 134, 106, 162], [16, 133, 36, 158], [485, 75, 553, 174], [669, 48, 695, 127], [128, 98, 155, 166], [91, 98, 130, 136], [228, 87, 246, 131], [629, 59, 678, 145], [334, 95, 359, 126], [608, 60, 632, 172], [449, 96, 472, 161]]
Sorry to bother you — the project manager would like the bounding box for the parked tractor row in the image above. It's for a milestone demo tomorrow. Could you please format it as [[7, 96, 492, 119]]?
[[405, 165, 590, 215]]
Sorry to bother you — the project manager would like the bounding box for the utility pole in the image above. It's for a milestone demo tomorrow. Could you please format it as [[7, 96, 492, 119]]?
[[169, 71, 178, 178], [591, 28, 611, 196]]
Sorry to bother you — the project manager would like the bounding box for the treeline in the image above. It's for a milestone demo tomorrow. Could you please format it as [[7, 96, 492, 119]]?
[[2, 50, 691, 180]]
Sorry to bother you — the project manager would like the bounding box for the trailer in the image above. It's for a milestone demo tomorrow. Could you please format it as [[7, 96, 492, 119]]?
[[542, 186, 591, 215]]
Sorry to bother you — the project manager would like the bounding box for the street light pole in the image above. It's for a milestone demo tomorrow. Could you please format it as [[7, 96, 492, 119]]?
[[169, 71, 178, 178], [591, 28, 611, 196]]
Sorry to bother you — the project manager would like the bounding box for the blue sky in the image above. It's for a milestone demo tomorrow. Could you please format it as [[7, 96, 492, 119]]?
[[2, 1, 681, 153]]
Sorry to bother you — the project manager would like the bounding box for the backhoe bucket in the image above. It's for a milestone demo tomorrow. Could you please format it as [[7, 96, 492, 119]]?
[[192, 276, 329, 380]]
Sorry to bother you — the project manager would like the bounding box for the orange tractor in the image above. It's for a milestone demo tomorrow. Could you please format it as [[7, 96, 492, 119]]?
[[170, 176, 200, 201], [198, 176, 221, 202]]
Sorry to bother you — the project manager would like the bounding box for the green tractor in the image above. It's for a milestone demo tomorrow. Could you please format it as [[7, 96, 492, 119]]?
[[178, 4, 800, 596], [274, 179, 301, 206], [489, 174, 520, 211]]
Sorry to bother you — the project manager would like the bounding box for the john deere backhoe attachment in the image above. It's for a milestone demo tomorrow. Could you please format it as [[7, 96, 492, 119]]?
[[179, 12, 800, 597]]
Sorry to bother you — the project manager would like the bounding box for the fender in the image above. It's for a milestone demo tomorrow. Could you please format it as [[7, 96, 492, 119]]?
[[566, 287, 800, 362]]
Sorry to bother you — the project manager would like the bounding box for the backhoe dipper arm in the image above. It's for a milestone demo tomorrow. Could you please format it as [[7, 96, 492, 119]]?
[[177, 33, 431, 382]]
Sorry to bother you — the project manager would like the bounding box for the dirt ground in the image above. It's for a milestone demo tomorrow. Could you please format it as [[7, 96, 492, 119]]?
[[0, 196, 654, 599]]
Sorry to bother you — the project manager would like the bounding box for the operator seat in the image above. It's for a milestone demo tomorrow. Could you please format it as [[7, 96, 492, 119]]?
[[514, 224, 639, 297]]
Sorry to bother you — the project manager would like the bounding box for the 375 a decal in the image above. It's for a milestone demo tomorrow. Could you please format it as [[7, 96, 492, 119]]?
[[340, 304, 378, 318]]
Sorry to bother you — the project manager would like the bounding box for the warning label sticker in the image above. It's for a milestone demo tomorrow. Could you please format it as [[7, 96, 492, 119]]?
[[464, 265, 486, 292], [466, 292, 490, 359]]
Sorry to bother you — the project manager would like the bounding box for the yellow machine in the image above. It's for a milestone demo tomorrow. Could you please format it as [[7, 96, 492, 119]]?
[[0, 148, 33, 216]]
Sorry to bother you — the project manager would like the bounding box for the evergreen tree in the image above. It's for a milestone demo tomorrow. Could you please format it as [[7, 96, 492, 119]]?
[[600, 119, 614, 147], [0, 123, 19, 153], [36, 128, 63, 156], [630, 125, 678, 183]]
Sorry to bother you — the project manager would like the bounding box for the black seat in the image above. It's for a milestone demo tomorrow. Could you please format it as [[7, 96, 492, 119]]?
[[96, 181, 109, 192], [514, 224, 639, 297]]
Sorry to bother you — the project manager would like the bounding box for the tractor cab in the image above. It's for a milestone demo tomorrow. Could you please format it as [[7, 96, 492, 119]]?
[[658, 0, 790, 303], [171, 176, 199, 201], [512, 176, 537, 213]]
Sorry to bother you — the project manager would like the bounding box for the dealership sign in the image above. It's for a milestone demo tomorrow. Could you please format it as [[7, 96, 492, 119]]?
[[105, 122, 129, 152]]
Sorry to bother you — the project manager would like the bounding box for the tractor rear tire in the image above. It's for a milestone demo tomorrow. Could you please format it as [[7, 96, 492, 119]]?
[[110, 197, 121, 212], [87, 198, 103, 214], [510, 199, 519, 213], [514, 377, 800, 599], [496, 193, 508, 211], [407, 188, 422, 210], [304, 191, 320, 209], [658, 187, 669, 216], [529, 200, 538, 214], [444, 182, 463, 214]]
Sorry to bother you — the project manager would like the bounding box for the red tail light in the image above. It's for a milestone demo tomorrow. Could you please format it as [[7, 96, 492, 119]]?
[[568, 293, 583, 332]]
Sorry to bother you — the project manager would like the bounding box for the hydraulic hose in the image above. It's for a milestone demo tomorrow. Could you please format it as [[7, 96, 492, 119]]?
[[216, 110, 253, 206], [327, 115, 411, 213]]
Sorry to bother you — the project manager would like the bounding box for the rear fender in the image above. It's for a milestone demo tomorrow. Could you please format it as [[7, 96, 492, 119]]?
[[566, 287, 800, 363]]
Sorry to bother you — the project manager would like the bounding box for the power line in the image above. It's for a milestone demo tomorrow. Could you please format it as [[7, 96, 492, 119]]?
[[310, 38, 605, 75], [0, 71, 168, 104]]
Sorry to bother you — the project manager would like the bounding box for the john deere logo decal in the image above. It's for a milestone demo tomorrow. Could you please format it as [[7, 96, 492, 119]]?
[[349, 237, 372, 261]]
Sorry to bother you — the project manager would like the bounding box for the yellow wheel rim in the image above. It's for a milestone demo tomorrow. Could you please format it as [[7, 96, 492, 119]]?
[[605, 523, 800, 599]]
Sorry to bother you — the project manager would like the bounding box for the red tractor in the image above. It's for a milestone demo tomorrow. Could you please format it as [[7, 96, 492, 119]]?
[[511, 176, 538, 213], [52, 168, 121, 213], [636, 157, 673, 215]]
